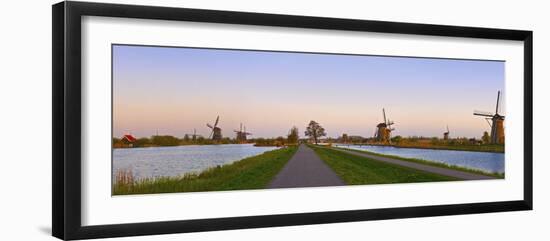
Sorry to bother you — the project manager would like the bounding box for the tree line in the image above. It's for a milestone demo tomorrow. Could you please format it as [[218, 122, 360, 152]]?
[[113, 125, 304, 148], [114, 119, 483, 148]]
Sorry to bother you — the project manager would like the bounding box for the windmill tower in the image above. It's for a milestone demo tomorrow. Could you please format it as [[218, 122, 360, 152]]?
[[473, 91, 505, 144], [206, 115, 222, 141], [234, 123, 252, 143], [185, 128, 202, 141], [443, 125, 450, 141], [375, 108, 395, 143]]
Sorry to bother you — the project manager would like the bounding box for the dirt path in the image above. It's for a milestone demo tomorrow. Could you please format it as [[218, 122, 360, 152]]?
[[268, 144, 345, 188], [334, 148, 497, 180]]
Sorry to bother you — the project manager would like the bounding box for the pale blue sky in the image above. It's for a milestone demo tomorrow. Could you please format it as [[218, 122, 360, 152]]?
[[113, 45, 505, 139]]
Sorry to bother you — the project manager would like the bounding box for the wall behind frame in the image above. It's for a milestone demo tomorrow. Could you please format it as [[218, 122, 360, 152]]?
[[0, 0, 547, 241]]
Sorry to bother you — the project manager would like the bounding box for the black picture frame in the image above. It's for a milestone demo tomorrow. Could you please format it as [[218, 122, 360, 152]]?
[[52, 1, 533, 240]]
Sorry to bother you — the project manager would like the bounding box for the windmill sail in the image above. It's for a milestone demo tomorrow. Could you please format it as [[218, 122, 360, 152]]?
[[206, 115, 221, 140], [495, 91, 500, 115], [234, 122, 252, 143], [473, 110, 494, 117], [473, 90, 505, 144]]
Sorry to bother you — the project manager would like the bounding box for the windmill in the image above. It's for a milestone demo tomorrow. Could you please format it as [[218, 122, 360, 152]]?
[[185, 128, 202, 141], [206, 116, 222, 141], [234, 123, 252, 143], [375, 108, 395, 143], [473, 91, 505, 144], [443, 125, 450, 141]]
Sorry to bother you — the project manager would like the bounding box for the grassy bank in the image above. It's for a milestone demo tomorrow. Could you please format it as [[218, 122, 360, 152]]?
[[335, 146, 504, 178], [309, 145, 458, 185], [113, 146, 298, 195]]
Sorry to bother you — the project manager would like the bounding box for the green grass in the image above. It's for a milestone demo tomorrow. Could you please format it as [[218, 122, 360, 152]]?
[[113, 146, 298, 195], [309, 145, 459, 185], [335, 146, 504, 178]]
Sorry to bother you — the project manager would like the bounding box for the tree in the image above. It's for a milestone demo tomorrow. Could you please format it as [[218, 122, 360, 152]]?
[[305, 120, 326, 144], [112, 137, 123, 148], [341, 134, 349, 143], [287, 126, 299, 144], [183, 134, 190, 142], [391, 135, 402, 144], [112, 137, 121, 144], [151, 135, 180, 146], [254, 138, 267, 146], [276, 136, 286, 146], [135, 137, 151, 147], [482, 131, 490, 144], [220, 137, 232, 144]]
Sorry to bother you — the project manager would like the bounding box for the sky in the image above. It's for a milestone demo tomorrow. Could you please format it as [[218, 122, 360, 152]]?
[[112, 44, 505, 139]]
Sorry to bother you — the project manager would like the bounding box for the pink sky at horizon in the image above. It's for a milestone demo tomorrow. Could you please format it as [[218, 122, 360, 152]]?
[[113, 45, 505, 139]]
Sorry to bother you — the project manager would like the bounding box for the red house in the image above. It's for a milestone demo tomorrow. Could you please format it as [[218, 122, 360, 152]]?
[[121, 134, 137, 147]]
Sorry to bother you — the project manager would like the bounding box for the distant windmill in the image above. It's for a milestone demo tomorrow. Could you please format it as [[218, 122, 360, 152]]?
[[443, 125, 450, 140], [185, 128, 202, 141], [374, 108, 395, 144], [206, 116, 222, 141], [234, 123, 252, 143], [473, 91, 505, 144]]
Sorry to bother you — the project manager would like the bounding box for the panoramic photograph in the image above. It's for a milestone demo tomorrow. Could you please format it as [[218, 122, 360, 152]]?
[[112, 44, 505, 195]]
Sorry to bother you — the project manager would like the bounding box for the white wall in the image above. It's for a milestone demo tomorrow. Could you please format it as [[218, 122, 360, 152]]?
[[0, 0, 547, 240]]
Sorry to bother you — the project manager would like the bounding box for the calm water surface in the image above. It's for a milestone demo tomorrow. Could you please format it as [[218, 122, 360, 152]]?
[[113, 144, 278, 180], [335, 144, 504, 174]]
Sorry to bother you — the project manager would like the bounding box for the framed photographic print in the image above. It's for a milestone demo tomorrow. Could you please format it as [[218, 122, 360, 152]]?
[[52, 1, 533, 240]]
